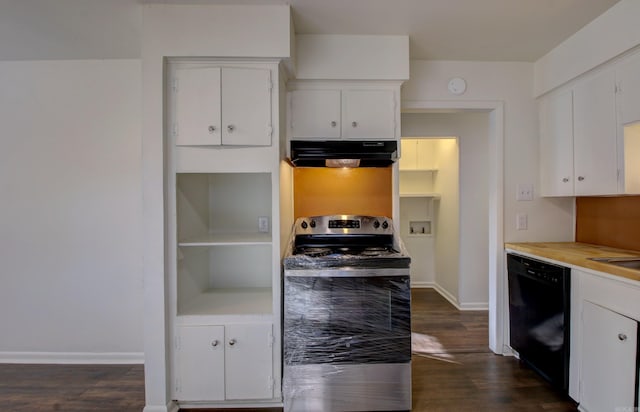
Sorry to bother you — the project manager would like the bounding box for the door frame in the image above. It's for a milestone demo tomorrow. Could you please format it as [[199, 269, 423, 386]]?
[[401, 100, 505, 354]]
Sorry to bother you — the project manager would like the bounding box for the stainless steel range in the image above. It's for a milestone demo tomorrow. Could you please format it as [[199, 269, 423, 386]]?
[[283, 215, 411, 412]]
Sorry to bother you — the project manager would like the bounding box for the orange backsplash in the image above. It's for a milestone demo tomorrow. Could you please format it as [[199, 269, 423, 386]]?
[[293, 167, 392, 218], [576, 196, 640, 252]]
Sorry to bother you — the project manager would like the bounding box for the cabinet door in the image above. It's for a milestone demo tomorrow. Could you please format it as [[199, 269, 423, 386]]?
[[175, 325, 225, 401], [225, 323, 273, 400], [221, 67, 272, 146], [343, 89, 396, 139], [539, 90, 574, 196], [399, 139, 418, 170], [580, 301, 638, 412], [573, 69, 619, 195], [290, 89, 341, 139], [175, 67, 222, 146], [617, 52, 640, 126]]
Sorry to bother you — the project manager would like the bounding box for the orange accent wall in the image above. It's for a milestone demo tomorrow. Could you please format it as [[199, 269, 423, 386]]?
[[293, 167, 392, 218], [576, 196, 640, 251]]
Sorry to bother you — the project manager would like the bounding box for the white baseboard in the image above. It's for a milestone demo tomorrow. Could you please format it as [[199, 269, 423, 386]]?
[[143, 403, 178, 412], [0, 351, 144, 364], [432, 283, 461, 309], [143, 407, 169, 412], [410, 281, 435, 288], [458, 301, 489, 311], [412, 282, 489, 311]]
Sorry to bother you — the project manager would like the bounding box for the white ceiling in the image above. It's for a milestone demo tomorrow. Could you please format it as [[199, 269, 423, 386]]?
[[0, 0, 621, 61], [275, 0, 622, 61]]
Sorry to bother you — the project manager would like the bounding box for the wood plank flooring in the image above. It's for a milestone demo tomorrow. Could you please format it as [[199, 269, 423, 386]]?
[[0, 363, 144, 411], [0, 289, 578, 411]]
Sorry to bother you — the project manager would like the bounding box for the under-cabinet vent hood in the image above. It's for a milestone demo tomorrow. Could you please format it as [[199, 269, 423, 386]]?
[[290, 140, 398, 167]]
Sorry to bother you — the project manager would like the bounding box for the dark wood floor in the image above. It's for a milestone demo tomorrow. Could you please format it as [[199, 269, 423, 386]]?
[[0, 363, 144, 411], [410, 289, 577, 412], [0, 289, 577, 411]]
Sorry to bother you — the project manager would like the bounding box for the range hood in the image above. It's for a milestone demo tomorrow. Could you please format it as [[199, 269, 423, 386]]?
[[290, 140, 398, 167]]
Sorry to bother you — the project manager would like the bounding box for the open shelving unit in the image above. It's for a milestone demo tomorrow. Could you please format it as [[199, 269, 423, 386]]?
[[175, 172, 274, 318]]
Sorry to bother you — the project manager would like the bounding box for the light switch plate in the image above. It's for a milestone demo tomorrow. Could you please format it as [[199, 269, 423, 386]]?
[[516, 213, 528, 230], [258, 216, 269, 233], [516, 183, 534, 201]]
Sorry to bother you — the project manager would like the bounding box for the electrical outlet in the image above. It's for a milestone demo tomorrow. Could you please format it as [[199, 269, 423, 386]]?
[[516, 183, 534, 201], [258, 216, 269, 233], [516, 213, 528, 230]]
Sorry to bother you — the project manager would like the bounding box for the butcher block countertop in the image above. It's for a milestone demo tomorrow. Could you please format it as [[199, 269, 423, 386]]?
[[505, 242, 640, 283]]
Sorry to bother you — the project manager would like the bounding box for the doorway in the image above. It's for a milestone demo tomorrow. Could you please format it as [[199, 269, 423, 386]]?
[[401, 111, 491, 311], [399, 137, 459, 304]]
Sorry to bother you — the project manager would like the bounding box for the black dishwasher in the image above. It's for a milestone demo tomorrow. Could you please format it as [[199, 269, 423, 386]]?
[[507, 253, 570, 392]]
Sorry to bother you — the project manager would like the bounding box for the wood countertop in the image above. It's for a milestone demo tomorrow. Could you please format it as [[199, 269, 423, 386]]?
[[504, 242, 640, 283]]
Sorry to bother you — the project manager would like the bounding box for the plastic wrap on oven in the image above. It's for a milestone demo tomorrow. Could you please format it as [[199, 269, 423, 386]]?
[[282, 275, 412, 411], [282, 234, 412, 270]]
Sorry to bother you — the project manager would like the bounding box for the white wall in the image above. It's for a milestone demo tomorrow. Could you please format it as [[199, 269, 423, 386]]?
[[403, 60, 574, 244], [0, 0, 140, 61], [433, 138, 460, 302], [0, 59, 143, 362]]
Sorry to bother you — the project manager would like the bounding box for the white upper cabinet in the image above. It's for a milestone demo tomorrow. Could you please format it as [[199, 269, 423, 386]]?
[[176, 67, 223, 146], [343, 89, 395, 139], [290, 90, 341, 139], [617, 51, 640, 126], [400, 139, 436, 171], [573, 68, 619, 196], [174, 65, 272, 147], [539, 89, 574, 196], [288, 82, 399, 141], [539, 50, 640, 197]]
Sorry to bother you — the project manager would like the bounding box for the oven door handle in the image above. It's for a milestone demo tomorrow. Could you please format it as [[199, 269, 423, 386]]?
[[284, 268, 409, 277]]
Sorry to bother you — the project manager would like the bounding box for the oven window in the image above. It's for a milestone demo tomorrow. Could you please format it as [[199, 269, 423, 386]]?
[[284, 276, 411, 365]]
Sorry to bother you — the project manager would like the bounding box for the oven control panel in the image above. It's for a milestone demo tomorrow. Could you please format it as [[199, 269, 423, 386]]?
[[295, 215, 393, 236]]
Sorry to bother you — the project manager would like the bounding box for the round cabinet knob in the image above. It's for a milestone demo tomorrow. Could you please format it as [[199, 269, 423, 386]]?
[[382, 221, 389, 229], [618, 333, 628, 341], [227, 125, 235, 133], [373, 220, 380, 229], [330, 121, 337, 128], [208, 125, 216, 133], [562, 177, 569, 183], [577, 176, 585, 181], [351, 121, 358, 128], [228, 339, 236, 346], [301, 221, 308, 229], [211, 340, 219, 347], [310, 220, 316, 228]]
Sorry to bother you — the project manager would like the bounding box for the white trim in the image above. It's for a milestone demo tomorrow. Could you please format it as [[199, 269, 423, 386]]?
[[433, 283, 460, 309], [177, 401, 283, 409], [143, 402, 179, 412], [458, 302, 489, 311], [0, 351, 144, 364], [410, 281, 435, 288], [402, 99, 505, 355], [411, 282, 488, 310]]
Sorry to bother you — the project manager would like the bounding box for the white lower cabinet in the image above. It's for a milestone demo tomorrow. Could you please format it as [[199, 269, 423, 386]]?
[[175, 323, 274, 402], [580, 301, 638, 412], [176, 325, 225, 401]]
